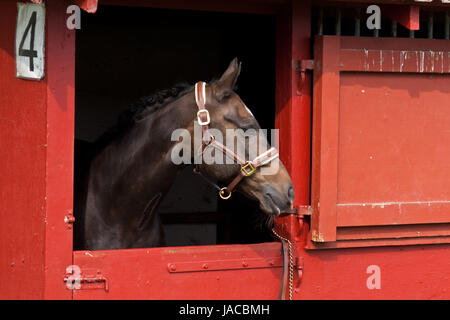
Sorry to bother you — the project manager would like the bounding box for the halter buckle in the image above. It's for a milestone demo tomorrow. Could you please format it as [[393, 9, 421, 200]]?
[[197, 109, 210, 126], [241, 161, 256, 177]]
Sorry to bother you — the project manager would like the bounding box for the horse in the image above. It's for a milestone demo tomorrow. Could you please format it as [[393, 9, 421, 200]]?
[[74, 58, 294, 250]]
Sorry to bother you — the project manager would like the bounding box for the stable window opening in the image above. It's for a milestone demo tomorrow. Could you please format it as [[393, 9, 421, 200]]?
[[73, 6, 277, 250]]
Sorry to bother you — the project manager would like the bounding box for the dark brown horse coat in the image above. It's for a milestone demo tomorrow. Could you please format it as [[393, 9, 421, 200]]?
[[75, 59, 294, 250]]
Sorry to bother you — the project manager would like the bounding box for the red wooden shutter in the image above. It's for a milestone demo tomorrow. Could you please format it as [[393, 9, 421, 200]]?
[[309, 36, 450, 249]]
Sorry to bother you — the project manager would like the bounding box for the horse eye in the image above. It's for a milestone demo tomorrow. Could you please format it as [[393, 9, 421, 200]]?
[[221, 91, 232, 100], [223, 111, 257, 130], [237, 118, 257, 130], [241, 123, 257, 130]]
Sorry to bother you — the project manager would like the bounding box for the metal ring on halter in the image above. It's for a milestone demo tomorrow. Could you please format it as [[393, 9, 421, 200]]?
[[219, 187, 232, 200]]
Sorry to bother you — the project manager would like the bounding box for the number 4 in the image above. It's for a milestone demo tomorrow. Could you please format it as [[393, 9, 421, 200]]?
[[18, 11, 38, 72]]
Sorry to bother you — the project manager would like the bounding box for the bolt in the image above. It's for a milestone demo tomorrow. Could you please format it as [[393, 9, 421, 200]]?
[[64, 215, 75, 225], [168, 264, 176, 272], [242, 261, 248, 268], [202, 264, 208, 269]]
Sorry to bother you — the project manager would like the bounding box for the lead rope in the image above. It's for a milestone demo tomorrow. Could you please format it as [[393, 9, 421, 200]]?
[[272, 228, 294, 301]]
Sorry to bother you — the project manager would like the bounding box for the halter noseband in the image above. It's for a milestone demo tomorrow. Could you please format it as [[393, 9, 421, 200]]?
[[193, 81, 279, 200]]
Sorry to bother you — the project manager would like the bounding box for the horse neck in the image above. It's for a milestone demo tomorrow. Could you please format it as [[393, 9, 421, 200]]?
[[87, 91, 198, 224]]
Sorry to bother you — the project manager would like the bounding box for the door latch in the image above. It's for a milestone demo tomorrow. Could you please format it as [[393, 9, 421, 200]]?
[[294, 59, 314, 96], [64, 268, 109, 292]]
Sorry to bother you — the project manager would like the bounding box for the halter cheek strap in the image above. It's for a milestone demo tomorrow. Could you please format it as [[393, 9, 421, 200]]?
[[193, 81, 279, 200]]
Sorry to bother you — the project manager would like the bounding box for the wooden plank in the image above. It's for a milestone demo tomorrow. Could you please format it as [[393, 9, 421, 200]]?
[[310, 36, 340, 242], [275, 0, 312, 209], [340, 49, 450, 73], [337, 223, 450, 240], [337, 202, 450, 227], [101, 0, 285, 14], [316, 0, 450, 7], [74, 0, 98, 13], [167, 256, 283, 273], [309, 36, 450, 248], [43, 0, 75, 300], [337, 72, 450, 202], [340, 36, 450, 51], [0, 0, 47, 299], [306, 234, 450, 249], [383, 5, 420, 30], [73, 243, 283, 299]]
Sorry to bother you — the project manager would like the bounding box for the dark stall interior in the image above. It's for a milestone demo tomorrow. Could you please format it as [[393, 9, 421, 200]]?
[[73, 5, 277, 249]]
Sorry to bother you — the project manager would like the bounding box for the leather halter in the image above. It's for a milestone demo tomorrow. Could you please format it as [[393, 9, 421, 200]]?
[[193, 81, 279, 200]]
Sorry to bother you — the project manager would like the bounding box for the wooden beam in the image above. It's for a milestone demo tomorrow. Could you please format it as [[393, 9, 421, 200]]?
[[100, 0, 284, 15], [383, 5, 420, 30], [74, 0, 98, 13], [314, 0, 450, 7]]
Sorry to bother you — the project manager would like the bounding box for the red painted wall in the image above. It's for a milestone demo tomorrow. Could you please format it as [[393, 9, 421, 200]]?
[[0, 0, 74, 299], [0, 0, 48, 299], [44, 0, 75, 300], [1, 0, 449, 300], [298, 243, 450, 299]]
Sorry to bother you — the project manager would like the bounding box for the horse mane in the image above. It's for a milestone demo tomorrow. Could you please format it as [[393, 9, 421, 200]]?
[[94, 82, 193, 149], [93, 77, 232, 151]]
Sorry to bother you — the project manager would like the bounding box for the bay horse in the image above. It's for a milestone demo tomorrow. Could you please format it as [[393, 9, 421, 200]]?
[[75, 58, 294, 250]]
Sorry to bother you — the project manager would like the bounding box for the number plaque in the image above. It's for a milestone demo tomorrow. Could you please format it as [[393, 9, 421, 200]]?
[[16, 3, 45, 80]]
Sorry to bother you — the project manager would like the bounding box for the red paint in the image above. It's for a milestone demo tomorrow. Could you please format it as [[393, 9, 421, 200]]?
[[70, 243, 450, 299], [0, 0, 74, 299], [72, 244, 285, 299], [2, 0, 450, 300], [275, 0, 311, 208], [74, 0, 99, 13], [0, 0, 47, 299], [43, 0, 75, 299], [310, 36, 450, 248], [310, 36, 340, 242], [29, 0, 98, 12], [298, 244, 450, 299], [341, 49, 450, 73], [383, 5, 420, 31]]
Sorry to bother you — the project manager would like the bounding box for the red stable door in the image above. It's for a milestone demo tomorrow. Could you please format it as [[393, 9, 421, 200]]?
[[70, 0, 312, 300], [288, 35, 450, 300], [309, 36, 450, 249]]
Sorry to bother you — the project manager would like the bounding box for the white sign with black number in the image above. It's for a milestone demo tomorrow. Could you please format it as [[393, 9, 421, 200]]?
[[16, 2, 45, 80]]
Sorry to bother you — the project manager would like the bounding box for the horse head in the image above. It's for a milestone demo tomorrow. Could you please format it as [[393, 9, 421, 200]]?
[[192, 58, 294, 217]]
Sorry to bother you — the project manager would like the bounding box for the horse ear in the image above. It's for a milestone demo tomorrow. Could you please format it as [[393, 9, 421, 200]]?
[[213, 58, 241, 101]]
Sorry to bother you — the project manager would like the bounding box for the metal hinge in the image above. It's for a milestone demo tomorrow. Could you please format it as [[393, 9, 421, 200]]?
[[279, 206, 312, 217], [294, 59, 314, 96], [167, 256, 283, 273], [294, 256, 304, 293]]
